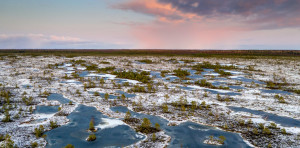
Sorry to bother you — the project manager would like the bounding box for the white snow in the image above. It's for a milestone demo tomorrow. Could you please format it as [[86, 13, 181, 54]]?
[[95, 118, 125, 130], [35, 113, 56, 119], [203, 73, 220, 76], [17, 79, 31, 85], [122, 79, 141, 84], [65, 71, 75, 74], [224, 70, 244, 75], [77, 67, 86, 70], [86, 73, 117, 79]]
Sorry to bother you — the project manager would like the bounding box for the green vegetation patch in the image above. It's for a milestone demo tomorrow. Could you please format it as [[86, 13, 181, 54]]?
[[112, 71, 151, 83], [192, 61, 237, 72], [195, 79, 229, 90], [137, 59, 153, 64], [173, 68, 190, 78]]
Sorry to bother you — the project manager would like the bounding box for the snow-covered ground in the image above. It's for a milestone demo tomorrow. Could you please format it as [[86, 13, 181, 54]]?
[[0, 55, 300, 148]]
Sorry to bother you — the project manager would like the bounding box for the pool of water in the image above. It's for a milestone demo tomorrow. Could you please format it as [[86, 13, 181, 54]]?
[[110, 106, 251, 148], [47, 93, 71, 104], [79, 71, 89, 77], [88, 91, 119, 100], [260, 89, 292, 95], [33, 106, 59, 114], [180, 86, 195, 91], [162, 75, 179, 82], [115, 90, 136, 98], [230, 76, 265, 85], [45, 105, 144, 148], [99, 93, 118, 99], [114, 78, 127, 84], [229, 85, 246, 90], [187, 70, 203, 80], [150, 71, 163, 79], [21, 84, 32, 89], [211, 81, 227, 87], [203, 69, 214, 72], [228, 106, 300, 127]]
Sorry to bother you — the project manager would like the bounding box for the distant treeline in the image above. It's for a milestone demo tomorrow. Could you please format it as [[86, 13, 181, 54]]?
[[0, 49, 300, 58]]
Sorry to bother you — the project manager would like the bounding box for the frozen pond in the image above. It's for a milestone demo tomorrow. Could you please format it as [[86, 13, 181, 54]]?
[[260, 89, 292, 95], [111, 106, 251, 148], [230, 76, 265, 84], [48, 93, 71, 104], [45, 105, 144, 148], [33, 106, 59, 114], [229, 85, 246, 90], [115, 90, 136, 98], [88, 91, 119, 99], [229, 106, 300, 127], [21, 84, 32, 88]]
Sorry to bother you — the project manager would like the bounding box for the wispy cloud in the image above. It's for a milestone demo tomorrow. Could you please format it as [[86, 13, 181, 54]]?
[[112, 0, 199, 23], [0, 34, 128, 49], [115, 0, 300, 29], [110, 0, 300, 49]]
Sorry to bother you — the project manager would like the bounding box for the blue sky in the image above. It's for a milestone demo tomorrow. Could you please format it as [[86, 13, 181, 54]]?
[[0, 0, 300, 49]]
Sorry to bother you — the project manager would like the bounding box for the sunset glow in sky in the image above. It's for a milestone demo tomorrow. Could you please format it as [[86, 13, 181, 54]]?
[[1, 0, 300, 49]]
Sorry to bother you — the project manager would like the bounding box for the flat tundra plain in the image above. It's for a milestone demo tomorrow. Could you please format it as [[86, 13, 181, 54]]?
[[0, 55, 300, 148]]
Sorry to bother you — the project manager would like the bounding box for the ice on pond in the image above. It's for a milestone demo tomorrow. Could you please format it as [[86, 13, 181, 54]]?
[[45, 105, 144, 148]]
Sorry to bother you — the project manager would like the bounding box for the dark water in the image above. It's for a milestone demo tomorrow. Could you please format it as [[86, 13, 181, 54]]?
[[110, 106, 251, 148], [115, 90, 136, 98], [211, 81, 227, 87], [150, 71, 162, 79], [180, 86, 195, 91], [229, 85, 246, 90], [99, 93, 118, 99], [230, 76, 265, 84], [45, 105, 144, 148], [47, 93, 71, 104], [21, 84, 32, 88], [187, 70, 203, 80], [79, 71, 89, 77], [229, 106, 300, 127], [33, 93, 69, 114], [88, 91, 119, 99], [33, 106, 59, 114], [114, 78, 127, 84], [203, 69, 214, 72], [164, 75, 180, 82], [260, 89, 292, 95]]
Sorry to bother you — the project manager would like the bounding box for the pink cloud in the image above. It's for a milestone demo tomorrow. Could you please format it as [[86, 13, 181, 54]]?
[[115, 0, 300, 29], [113, 0, 200, 23], [113, 0, 300, 49]]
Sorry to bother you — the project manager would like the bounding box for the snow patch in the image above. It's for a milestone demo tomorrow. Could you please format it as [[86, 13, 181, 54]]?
[[96, 118, 125, 130]]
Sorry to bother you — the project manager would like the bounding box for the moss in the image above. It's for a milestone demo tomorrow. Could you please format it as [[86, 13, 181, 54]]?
[[112, 71, 151, 83], [87, 134, 96, 141], [173, 68, 190, 78]]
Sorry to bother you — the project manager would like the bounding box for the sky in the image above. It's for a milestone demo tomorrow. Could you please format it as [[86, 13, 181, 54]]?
[[0, 0, 300, 49]]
